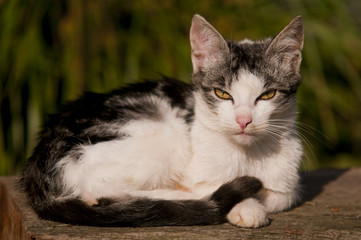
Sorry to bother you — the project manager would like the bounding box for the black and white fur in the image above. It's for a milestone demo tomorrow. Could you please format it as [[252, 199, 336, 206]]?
[[22, 14, 304, 228]]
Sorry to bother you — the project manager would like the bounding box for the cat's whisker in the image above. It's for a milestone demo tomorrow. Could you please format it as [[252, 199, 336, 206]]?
[[268, 119, 330, 148], [265, 123, 318, 168], [252, 121, 316, 153]]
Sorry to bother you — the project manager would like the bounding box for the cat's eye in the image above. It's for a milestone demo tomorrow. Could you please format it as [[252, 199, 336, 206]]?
[[259, 90, 276, 100], [214, 88, 232, 100]]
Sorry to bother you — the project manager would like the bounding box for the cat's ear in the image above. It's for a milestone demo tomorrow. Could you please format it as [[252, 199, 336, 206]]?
[[266, 16, 304, 74], [190, 14, 229, 73]]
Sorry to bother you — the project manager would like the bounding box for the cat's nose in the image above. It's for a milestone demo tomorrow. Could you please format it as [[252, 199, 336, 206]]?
[[236, 115, 253, 130]]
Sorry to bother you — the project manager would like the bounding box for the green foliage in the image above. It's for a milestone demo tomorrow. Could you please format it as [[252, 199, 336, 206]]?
[[1, 0, 361, 175]]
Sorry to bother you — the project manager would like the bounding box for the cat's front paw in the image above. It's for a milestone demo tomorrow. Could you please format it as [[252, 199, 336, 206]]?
[[226, 198, 269, 228]]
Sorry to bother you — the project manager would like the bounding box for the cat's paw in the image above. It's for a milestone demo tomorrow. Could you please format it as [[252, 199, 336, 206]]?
[[226, 198, 269, 228]]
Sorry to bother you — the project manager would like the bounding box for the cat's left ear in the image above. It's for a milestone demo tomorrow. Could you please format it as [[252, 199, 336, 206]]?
[[190, 14, 229, 73], [266, 16, 304, 75]]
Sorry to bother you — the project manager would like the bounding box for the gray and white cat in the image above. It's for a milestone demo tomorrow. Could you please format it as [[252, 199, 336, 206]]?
[[22, 14, 304, 228]]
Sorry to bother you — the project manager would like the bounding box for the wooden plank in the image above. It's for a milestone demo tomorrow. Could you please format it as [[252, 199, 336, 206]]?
[[1, 168, 361, 239]]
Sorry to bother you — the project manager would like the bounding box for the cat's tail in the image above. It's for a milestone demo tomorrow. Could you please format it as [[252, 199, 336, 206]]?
[[32, 176, 262, 227]]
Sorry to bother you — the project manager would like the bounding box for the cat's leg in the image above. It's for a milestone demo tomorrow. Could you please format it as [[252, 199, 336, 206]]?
[[255, 188, 298, 213], [226, 187, 297, 228], [226, 198, 269, 228]]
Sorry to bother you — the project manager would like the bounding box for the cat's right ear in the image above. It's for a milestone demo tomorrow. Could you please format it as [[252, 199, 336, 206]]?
[[190, 14, 229, 73], [265, 16, 304, 75]]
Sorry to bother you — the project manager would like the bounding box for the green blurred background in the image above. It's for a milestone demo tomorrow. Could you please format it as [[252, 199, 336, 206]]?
[[1, 0, 361, 175]]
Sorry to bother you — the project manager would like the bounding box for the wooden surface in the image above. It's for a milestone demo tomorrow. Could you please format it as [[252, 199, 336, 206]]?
[[1, 168, 361, 239]]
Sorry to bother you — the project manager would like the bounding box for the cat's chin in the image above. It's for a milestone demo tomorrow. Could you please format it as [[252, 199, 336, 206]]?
[[230, 132, 258, 146]]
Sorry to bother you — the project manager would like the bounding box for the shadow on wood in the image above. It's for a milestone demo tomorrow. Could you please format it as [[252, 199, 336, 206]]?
[[300, 168, 349, 202]]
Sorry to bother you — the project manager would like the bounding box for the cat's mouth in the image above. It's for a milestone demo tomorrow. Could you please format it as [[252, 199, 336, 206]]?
[[231, 130, 258, 146], [238, 131, 249, 136], [236, 131, 254, 137]]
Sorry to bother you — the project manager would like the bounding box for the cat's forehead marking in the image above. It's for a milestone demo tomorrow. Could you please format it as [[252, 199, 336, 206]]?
[[234, 69, 264, 90], [230, 69, 264, 104]]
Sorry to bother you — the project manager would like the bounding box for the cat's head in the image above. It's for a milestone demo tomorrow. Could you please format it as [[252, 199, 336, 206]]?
[[190, 14, 304, 146]]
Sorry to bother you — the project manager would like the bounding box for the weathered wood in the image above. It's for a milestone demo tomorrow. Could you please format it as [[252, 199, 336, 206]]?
[[0, 180, 24, 240], [1, 168, 361, 239]]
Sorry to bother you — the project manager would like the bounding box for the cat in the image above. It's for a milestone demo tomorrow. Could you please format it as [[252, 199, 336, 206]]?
[[22, 14, 304, 228]]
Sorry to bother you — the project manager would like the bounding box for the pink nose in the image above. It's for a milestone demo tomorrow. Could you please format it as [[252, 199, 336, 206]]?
[[236, 115, 253, 130]]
